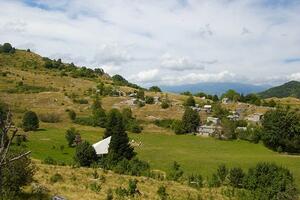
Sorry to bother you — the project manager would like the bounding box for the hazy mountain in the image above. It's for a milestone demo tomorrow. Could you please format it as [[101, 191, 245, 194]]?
[[160, 82, 270, 95], [259, 81, 300, 99]]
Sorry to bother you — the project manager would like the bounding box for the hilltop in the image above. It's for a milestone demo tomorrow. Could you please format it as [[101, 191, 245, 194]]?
[[259, 81, 300, 99]]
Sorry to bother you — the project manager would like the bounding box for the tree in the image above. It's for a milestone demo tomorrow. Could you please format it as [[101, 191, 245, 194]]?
[[149, 86, 162, 92], [1, 43, 13, 53], [74, 141, 97, 167], [91, 96, 106, 127], [22, 111, 39, 132], [65, 127, 79, 147], [104, 109, 135, 161], [182, 107, 200, 133], [244, 163, 297, 200], [222, 89, 240, 102], [261, 108, 300, 153], [172, 120, 185, 135], [161, 100, 170, 109], [136, 90, 145, 100], [0, 105, 32, 196], [184, 96, 196, 107], [145, 96, 154, 104]]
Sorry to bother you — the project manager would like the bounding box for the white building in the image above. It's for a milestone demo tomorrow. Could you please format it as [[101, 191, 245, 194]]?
[[246, 113, 263, 123], [222, 98, 231, 104], [197, 125, 221, 136], [206, 117, 220, 125], [92, 136, 111, 156], [203, 105, 212, 113]]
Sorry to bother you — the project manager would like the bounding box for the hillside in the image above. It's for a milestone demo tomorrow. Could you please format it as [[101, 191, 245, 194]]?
[[259, 81, 300, 99], [161, 82, 270, 95]]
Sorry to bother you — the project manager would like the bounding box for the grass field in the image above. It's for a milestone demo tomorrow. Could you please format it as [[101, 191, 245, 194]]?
[[25, 127, 300, 189]]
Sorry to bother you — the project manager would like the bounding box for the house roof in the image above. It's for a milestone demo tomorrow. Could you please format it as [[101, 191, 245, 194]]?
[[92, 136, 111, 155]]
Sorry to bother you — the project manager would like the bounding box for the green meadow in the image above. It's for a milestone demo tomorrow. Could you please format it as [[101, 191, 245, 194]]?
[[25, 127, 300, 189]]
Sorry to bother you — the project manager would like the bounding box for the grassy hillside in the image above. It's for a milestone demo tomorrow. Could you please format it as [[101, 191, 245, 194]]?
[[259, 81, 300, 99]]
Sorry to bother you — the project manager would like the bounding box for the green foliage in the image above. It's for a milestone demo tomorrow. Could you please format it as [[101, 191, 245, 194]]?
[[89, 182, 101, 193], [112, 74, 141, 89], [22, 111, 39, 132], [128, 179, 139, 196], [111, 158, 150, 176], [106, 188, 113, 200], [208, 173, 221, 187], [167, 161, 184, 181], [212, 103, 229, 118], [216, 164, 228, 184], [74, 141, 97, 167], [259, 81, 300, 99], [4, 82, 57, 94], [172, 120, 185, 135], [65, 127, 80, 147], [136, 89, 145, 100], [221, 118, 237, 139], [149, 86, 162, 92], [67, 109, 76, 121], [39, 113, 61, 123], [228, 167, 245, 188], [50, 173, 63, 183], [73, 117, 94, 126], [104, 109, 135, 161], [188, 174, 203, 189], [145, 96, 155, 104], [1, 148, 35, 196], [221, 89, 241, 102], [181, 91, 192, 96], [43, 156, 57, 165], [154, 119, 175, 129], [0, 43, 14, 53], [157, 185, 168, 200], [244, 163, 297, 200], [161, 100, 170, 109], [240, 93, 261, 106], [182, 107, 200, 133], [261, 108, 300, 153], [184, 96, 196, 107]]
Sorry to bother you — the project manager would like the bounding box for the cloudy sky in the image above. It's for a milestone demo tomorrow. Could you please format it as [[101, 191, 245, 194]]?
[[1, 0, 300, 87]]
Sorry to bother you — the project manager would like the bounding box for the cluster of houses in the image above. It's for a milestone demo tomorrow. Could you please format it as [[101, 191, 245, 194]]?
[[191, 104, 212, 113]]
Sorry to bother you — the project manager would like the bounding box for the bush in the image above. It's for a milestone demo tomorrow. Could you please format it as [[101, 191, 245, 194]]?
[[243, 163, 297, 200], [74, 141, 97, 166], [115, 187, 128, 197], [1, 43, 13, 53], [216, 164, 228, 184], [73, 98, 88, 104], [154, 119, 175, 129], [171, 120, 185, 135], [184, 96, 196, 107], [157, 186, 168, 200], [145, 96, 155, 104], [182, 107, 200, 133], [111, 158, 150, 176], [73, 117, 94, 126], [161, 100, 170, 109], [208, 173, 221, 187], [128, 122, 142, 133], [89, 182, 101, 193], [128, 179, 139, 196], [187, 174, 203, 189], [50, 173, 63, 183], [67, 109, 76, 121], [228, 167, 245, 188], [22, 111, 39, 131], [43, 156, 57, 165], [106, 189, 113, 200], [39, 113, 61, 123], [167, 161, 183, 181], [149, 86, 162, 92], [65, 127, 80, 147]]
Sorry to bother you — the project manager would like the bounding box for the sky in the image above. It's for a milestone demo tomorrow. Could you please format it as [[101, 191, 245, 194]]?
[[0, 0, 300, 87]]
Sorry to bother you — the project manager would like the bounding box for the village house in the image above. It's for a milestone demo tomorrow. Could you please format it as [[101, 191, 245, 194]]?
[[227, 110, 240, 121], [197, 125, 216, 136], [222, 97, 231, 104], [206, 117, 220, 125], [246, 113, 264, 123], [154, 96, 160, 104], [203, 105, 212, 113], [92, 136, 111, 156]]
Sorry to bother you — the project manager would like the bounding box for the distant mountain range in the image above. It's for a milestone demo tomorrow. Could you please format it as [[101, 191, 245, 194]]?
[[160, 82, 271, 96], [258, 81, 300, 99]]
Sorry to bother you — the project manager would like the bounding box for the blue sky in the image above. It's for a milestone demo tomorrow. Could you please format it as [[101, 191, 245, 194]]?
[[0, 0, 299, 86]]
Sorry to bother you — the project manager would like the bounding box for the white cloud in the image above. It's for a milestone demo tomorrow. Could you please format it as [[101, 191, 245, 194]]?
[[0, 0, 299, 86], [287, 73, 300, 82], [160, 53, 204, 71]]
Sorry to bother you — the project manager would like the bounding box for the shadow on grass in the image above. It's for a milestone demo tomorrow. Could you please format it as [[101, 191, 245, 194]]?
[[18, 193, 50, 200]]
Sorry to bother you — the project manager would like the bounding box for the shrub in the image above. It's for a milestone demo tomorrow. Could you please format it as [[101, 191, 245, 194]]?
[[208, 173, 221, 187], [154, 119, 175, 129], [243, 163, 297, 200], [216, 164, 228, 184], [145, 96, 154, 104], [39, 113, 61, 123], [182, 107, 200, 133], [22, 111, 39, 131], [157, 186, 168, 200], [65, 127, 80, 147], [1, 43, 13, 53], [67, 109, 76, 121], [115, 187, 128, 197], [74, 141, 97, 167], [43, 156, 57, 165], [73, 98, 88, 104], [50, 173, 63, 183], [73, 117, 94, 126], [228, 167, 245, 188], [161, 100, 170, 109], [89, 182, 101, 193], [106, 189, 113, 200], [128, 179, 139, 196], [167, 161, 183, 181], [188, 174, 203, 189], [184, 96, 196, 107], [128, 121, 142, 133], [171, 120, 185, 135], [112, 158, 150, 176], [149, 86, 162, 92]]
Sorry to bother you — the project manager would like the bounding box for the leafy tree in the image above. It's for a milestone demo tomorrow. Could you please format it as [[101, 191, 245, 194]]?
[[261, 108, 300, 153], [213, 95, 219, 102], [222, 89, 240, 102], [105, 109, 135, 161], [182, 107, 200, 133], [149, 86, 162, 92], [22, 111, 39, 132], [167, 161, 184, 181], [181, 91, 192, 96], [91, 96, 106, 127], [221, 119, 237, 139], [212, 103, 229, 118], [228, 167, 245, 188], [244, 163, 297, 200], [74, 141, 97, 167], [65, 127, 79, 147], [1, 43, 13, 53], [184, 96, 196, 107]]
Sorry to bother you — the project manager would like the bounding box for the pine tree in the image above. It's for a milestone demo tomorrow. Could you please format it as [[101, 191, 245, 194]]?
[[104, 109, 135, 160], [182, 107, 200, 133]]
